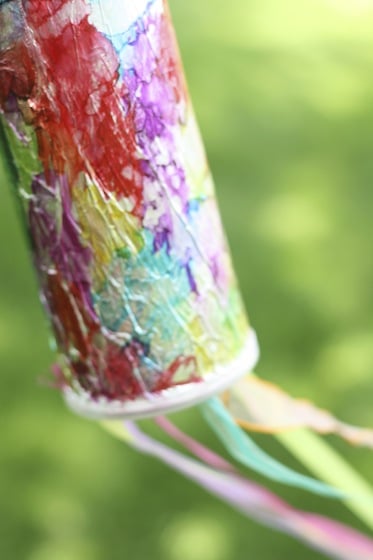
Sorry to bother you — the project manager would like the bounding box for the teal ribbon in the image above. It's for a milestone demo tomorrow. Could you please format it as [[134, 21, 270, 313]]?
[[201, 397, 345, 498]]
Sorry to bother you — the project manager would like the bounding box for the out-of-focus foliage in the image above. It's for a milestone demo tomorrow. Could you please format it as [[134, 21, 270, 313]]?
[[1, 1, 373, 558]]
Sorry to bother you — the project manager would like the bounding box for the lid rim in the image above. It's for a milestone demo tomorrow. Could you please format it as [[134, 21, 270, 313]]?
[[64, 328, 260, 420]]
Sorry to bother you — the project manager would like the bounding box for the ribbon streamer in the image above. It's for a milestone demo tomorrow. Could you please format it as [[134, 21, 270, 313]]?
[[227, 376, 373, 447], [201, 396, 345, 497], [101, 419, 373, 560]]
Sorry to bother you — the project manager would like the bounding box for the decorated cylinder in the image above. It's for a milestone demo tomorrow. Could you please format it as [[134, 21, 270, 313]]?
[[0, 0, 258, 418]]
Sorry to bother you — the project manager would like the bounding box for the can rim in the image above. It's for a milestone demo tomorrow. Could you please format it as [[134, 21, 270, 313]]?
[[63, 329, 260, 420]]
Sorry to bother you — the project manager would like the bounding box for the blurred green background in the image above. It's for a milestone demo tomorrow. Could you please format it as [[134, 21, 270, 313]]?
[[1, 0, 373, 558]]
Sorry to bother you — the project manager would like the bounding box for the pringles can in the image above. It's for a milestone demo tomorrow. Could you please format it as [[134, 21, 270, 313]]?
[[0, 0, 259, 418]]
